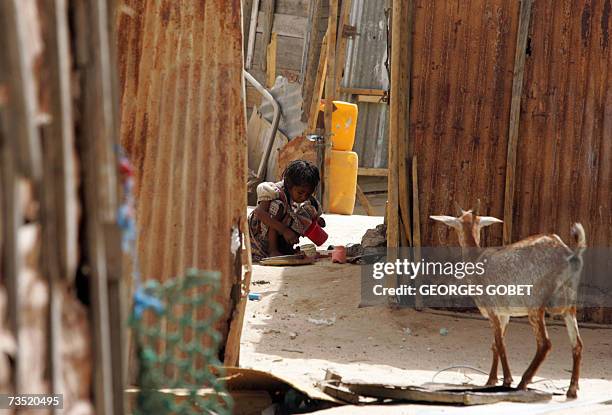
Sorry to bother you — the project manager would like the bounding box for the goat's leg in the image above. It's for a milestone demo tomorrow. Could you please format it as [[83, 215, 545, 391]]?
[[518, 309, 551, 389], [490, 314, 513, 387], [564, 309, 583, 399], [486, 315, 509, 386], [486, 343, 499, 386]]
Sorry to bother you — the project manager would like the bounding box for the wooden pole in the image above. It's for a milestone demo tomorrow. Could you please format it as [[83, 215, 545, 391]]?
[[412, 155, 423, 309], [266, 32, 278, 88], [104, 223, 126, 415], [383, 0, 410, 305], [259, 0, 275, 71], [224, 217, 254, 366], [38, 0, 79, 403], [245, 0, 260, 69], [411, 156, 421, 249], [387, 0, 402, 248], [0, 0, 44, 392], [103, 1, 126, 411], [300, 0, 321, 85], [503, 0, 533, 245], [0, 0, 42, 180], [323, 0, 339, 211], [307, 31, 328, 132], [242, 0, 254, 57], [397, 0, 413, 247], [39, 0, 79, 284], [356, 184, 375, 216], [74, 0, 120, 412], [300, 0, 323, 123], [334, 0, 353, 97], [358, 167, 388, 176], [0, 119, 22, 394], [341, 87, 386, 96]]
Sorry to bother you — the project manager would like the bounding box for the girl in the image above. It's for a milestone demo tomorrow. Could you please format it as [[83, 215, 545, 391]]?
[[248, 160, 325, 261]]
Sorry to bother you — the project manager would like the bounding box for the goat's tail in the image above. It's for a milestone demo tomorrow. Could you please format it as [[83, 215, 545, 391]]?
[[570, 223, 586, 260]]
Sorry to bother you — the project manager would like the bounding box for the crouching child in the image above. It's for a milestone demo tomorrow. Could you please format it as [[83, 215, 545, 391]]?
[[248, 160, 325, 261]]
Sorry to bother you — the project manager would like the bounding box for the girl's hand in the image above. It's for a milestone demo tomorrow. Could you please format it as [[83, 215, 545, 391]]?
[[282, 228, 300, 245], [317, 217, 326, 228]]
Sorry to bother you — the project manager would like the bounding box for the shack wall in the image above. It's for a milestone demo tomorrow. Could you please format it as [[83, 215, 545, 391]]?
[[514, 0, 612, 246], [411, 0, 520, 247], [401, 0, 611, 322], [407, 0, 610, 250], [117, 0, 247, 352]]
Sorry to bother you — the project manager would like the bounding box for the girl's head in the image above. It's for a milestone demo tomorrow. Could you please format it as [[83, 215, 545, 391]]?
[[282, 160, 320, 203]]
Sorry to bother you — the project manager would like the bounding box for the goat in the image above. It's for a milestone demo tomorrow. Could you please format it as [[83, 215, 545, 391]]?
[[430, 202, 586, 398]]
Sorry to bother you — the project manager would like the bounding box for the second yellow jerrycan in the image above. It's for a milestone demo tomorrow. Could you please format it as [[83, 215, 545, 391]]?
[[328, 150, 358, 215]]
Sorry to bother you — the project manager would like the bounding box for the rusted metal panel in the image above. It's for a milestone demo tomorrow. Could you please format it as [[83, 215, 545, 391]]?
[[410, 0, 520, 247], [515, 0, 611, 323], [406, 0, 610, 322], [117, 0, 247, 348], [352, 103, 389, 168], [514, 0, 612, 247], [340, 0, 390, 168]]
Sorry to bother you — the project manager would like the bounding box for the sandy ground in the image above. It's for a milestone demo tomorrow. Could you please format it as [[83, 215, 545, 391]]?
[[240, 213, 612, 414]]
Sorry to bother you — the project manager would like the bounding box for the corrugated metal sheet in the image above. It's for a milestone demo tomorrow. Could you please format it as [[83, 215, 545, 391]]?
[[352, 103, 389, 167], [341, 0, 390, 168], [343, 0, 390, 89], [514, 0, 612, 247], [410, 0, 520, 247], [117, 0, 246, 347]]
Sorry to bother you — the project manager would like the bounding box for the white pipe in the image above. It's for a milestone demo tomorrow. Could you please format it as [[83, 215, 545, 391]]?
[[243, 70, 280, 180]]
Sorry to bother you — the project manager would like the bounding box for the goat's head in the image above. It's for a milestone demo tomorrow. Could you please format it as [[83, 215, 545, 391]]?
[[430, 200, 502, 247]]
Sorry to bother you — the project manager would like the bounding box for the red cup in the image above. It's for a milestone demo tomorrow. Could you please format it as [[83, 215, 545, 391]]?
[[304, 220, 328, 246], [332, 246, 346, 263]]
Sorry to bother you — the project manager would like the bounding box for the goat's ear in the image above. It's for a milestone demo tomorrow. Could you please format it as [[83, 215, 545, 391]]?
[[478, 216, 503, 227], [430, 215, 462, 229]]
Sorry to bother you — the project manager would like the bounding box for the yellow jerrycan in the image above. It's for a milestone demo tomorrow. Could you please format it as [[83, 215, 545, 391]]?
[[319, 101, 358, 151], [328, 150, 358, 215]]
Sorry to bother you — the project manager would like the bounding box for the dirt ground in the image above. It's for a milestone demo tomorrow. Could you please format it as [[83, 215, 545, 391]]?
[[240, 212, 612, 414]]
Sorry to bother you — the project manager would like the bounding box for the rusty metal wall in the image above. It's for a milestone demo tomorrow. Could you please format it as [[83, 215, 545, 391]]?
[[117, 0, 247, 345], [410, 0, 611, 249], [514, 0, 612, 247], [515, 0, 611, 323], [406, 0, 611, 322], [410, 0, 520, 247]]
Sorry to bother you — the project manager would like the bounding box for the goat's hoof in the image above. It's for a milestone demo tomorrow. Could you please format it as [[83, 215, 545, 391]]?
[[517, 381, 528, 390], [566, 388, 578, 399], [485, 379, 498, 386], [502, 380, 514, 387]]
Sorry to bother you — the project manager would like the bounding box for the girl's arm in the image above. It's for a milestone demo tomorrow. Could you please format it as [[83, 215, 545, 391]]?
[[308, 195, 326, 227]]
